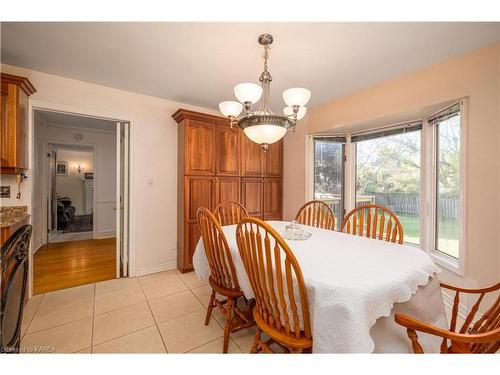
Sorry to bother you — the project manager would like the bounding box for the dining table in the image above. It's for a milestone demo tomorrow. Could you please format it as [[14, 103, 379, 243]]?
[[193, 220, 448, 353]]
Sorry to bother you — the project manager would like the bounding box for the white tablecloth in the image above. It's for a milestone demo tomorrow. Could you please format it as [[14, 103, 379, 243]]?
[[193, 221, 448, 353]]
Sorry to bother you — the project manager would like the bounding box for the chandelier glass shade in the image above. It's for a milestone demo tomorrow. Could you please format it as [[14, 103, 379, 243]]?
[[218, 34, 310, 147]]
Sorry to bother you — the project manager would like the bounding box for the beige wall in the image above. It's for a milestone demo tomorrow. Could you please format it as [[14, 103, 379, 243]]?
[[1, 63, 218, 276], [304, 42, 500, 289], [283, 115, 310, 221]]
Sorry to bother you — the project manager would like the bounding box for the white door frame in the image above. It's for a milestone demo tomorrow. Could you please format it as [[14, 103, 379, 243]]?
[[116, 122, 130, 278], [28, 99, 136, 297]]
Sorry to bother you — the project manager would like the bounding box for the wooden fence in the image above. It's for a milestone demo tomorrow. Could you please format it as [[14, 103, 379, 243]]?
[[371, 193, 458, 220], [317, 193, 459, 220]]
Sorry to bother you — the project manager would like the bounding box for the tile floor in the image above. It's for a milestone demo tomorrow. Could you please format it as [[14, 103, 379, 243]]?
[[21, 270, 257, 354]]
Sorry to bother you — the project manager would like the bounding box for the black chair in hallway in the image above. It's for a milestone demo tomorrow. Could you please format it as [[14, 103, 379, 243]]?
[[0, 224, 32, 353]]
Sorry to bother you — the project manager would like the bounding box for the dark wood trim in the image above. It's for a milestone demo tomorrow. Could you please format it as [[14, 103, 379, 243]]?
[[0, 73, 36, 96], [0, 167, 19, 174], [172, 108, 230, 126]]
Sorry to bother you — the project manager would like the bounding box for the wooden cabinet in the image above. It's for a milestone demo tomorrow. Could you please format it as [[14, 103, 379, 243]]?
[[174, 108, 283, 272], [1, 73, 36, 174], [242, 178, 264, 218], [241, 133, 265, 176], [215, 177, 241, 204], [264, 178, 283, 220], [0, 216, 30, 246], [242, 177, 283, 220], [265, 141, 283, 177], [216, 126, 241, 176], [184, 120, 216, 176]]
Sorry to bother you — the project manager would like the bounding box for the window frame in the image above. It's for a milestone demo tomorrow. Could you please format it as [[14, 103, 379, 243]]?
[[308, 98, 467, 275], [311, 137, 347, 230], [426, 100, 466, 275]]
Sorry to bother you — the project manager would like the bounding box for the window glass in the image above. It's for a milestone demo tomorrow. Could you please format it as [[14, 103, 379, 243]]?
[[436, 113, 460, 257], [313, 140, 344, 230], [355, 131, 421, 244]]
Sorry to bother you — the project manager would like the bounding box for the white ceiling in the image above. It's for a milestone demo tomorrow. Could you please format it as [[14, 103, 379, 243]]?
[[35, 109, 116, 132], [2, 22, 499, 110]]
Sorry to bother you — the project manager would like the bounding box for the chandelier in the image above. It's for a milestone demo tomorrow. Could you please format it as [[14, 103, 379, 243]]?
[[218, 34, 310, 148]]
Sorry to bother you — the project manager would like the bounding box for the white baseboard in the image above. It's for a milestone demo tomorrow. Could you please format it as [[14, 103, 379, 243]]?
[[94, 230, 116, 239], [32, 238, 43, 254], [135, 260, 177, 277]]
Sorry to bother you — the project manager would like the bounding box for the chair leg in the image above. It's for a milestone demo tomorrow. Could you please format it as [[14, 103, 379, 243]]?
[[205, 290, 216, 326], [223, 297, 234, 354], [251, 327, 262, 353]]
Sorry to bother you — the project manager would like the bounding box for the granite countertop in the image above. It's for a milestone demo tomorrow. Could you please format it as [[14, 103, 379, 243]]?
[[0, 206, 30, 228]]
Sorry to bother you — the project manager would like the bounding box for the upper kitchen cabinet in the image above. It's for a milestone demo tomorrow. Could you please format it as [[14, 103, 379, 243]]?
[[1, 73, 36, 174]]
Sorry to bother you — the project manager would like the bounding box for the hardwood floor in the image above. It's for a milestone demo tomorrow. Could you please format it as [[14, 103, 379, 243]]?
[[33, 238, 116, 295]]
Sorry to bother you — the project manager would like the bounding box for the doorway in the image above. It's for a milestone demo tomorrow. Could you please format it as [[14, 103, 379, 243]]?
[[32, 109, 130, 294], [47, 143, 95, 243]]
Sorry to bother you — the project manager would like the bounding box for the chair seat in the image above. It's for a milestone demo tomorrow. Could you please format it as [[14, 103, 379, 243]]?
[[208, 276, 244, 299], [254, 305, 312, 350]]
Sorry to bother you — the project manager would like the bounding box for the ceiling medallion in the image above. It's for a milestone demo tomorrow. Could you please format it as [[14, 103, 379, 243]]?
[[219, 34, 311, 148]]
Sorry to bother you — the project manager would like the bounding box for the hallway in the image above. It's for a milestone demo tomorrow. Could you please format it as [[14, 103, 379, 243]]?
[[34, 238, 116, 294]]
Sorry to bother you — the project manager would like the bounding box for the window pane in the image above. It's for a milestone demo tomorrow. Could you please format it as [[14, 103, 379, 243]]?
[[355, 131, 421, 244], [313, 140, 344, 230], [436, 114, 460, 258]]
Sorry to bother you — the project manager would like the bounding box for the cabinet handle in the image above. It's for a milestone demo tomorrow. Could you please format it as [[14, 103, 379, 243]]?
[[213, 179, 217, 183]]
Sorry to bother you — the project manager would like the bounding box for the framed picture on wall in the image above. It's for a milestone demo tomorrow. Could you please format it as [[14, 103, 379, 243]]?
[[56, 161, 68, 176]]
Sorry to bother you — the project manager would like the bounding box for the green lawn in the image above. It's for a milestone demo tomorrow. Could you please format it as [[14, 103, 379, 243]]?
[[398, 214, 459, 257]]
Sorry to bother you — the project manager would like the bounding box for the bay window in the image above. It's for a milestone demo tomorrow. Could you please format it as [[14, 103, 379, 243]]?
[[313, 137, 345, 230], [352, 123, 422, 245], [311, 99, 465, 273]]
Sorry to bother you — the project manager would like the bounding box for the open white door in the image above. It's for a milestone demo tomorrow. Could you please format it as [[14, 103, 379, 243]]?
[[116, 122, 130, 278], [46, 145, 57, 242]]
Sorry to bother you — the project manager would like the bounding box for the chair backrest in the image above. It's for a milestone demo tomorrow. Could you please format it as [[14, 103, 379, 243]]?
[[294, 200, 336, 230], [1, 224, 32, 354], [341, 204, 404, 244], [213, 201, 249, 226], [197, 207, 240, 293], [443, 282, 500, 353], [236, 217, 311, 340]]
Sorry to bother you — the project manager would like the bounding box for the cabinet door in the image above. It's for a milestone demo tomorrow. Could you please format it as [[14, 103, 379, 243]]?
[[265, 140, 283, 177], [185, 176, 216, 221], [185, 120, 216, 176], [263, 178, 282, 221], [16, 90, 29, 169], [216, 125, 240, 176], [242, 178, 263, 219], [215, 177, 241, 206], [241, 134, 264, 177], [0, 85, 9, 166]]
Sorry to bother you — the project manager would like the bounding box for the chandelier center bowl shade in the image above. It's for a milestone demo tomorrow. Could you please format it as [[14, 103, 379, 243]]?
[[218, 34, 311, 147]]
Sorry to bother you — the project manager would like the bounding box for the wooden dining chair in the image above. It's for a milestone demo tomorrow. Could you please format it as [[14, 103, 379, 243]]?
[[213, 201, 249, 226], [196, 207, 254, 353], [395, 282, 500, 353], [236, 217, 313, 353], [294, 200, 336, 230], [341, 204, 404, 244]]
